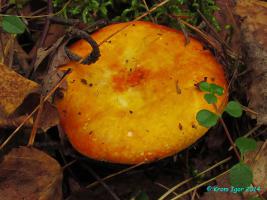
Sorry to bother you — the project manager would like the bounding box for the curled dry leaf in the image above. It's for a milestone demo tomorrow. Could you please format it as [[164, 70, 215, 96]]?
[[0, 64, 39, 116], [0, 32, 30, 73], [0, 146, 63, 200], [38, 102, 59, 132], [235, 0, 267, 124]]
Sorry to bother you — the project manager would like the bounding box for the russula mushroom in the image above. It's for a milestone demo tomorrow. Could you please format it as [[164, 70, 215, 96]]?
[[56, 21, 228, 164]]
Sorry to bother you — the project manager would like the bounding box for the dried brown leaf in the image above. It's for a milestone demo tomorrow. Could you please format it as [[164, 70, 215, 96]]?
[[33, 35, 65, 72], [0, 146, 62, 200], [235, 0, 267, 124], [38, 102, 59, 132], [0, 32, 30, 74], [244, 141, 267, 198], [0, 115, 33, 128], [0, 64, 39, 116]]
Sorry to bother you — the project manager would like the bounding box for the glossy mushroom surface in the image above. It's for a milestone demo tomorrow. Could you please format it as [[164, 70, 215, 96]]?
[[56, 21, 228, 164]]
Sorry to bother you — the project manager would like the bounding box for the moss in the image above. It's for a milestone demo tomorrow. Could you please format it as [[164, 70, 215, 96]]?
[[52, 0, 220, 30]]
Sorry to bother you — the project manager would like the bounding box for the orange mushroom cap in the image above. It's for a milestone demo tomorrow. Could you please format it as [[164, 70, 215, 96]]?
[[56, 21, 228, 164]]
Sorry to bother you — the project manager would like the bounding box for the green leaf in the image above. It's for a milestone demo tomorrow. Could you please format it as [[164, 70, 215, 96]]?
[[225, 101, 243, 118], [210, 83, 224, 96], [2, 15, 26, 34], [230, 162, 253, 188], [199, 82, 210, 92], [196, 109, 219, 128], [248, 197, 261, 200], [135, 191, 149, 200], [235, 137, 257, 155], [204, 93, 217, 104]]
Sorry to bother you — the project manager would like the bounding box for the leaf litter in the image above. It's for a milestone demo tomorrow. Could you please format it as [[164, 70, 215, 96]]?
[[0, 1, 266, 200]]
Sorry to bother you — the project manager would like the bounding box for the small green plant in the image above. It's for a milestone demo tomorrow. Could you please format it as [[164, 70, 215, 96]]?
[[196, 81, 259, 194], [1, 15, 26, 34], [196, 81, 242, 128], [230, 137, 257, 188], [52, 0, 220, 30]]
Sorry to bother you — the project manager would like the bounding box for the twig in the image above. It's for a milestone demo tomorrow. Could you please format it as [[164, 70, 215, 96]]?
[[169, 170, 230, 200], [0, 116, 33, 127], [0, 68, 71, 150], [228, 125, 262, 152], [62, 159, 77, 170], [142, 0, 155, 23], [86, 162, 143, 189], [217, 107, 264, 199], [0, 32, 5, 64], [28, 0, 53, 77], [0, 0, 71, 19], [155, 182, 178, 196], [219, 117, 241, 160], [98, 0, 170, 46], [87, 167, 121, 200], [27, 96, 44, 146], [196, 9, 233, 52], [159, 156, 232, 200], [135, 0, 170, 21]]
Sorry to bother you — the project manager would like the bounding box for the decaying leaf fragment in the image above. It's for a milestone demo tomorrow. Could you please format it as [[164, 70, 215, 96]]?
[[38, 102, 59, 132], [0, 146, 63, 200], [0, 64, 39, 116], [235, 0, 267, 124], [243, 141, 267, 198]]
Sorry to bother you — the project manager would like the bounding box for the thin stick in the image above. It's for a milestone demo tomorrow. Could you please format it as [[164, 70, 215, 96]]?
[[159, 156, 232, 200], [135, 0, 170, 21], [0, 68, 71, 150], [98, 0, 170, 46], [87, 167, 121, 200], [0, 32, 5, 64], [155, 182, 179, 196], [62, 159, 77, 170], [86, 162, 143, 189], [219, 117, 241, 160], [169, 170, 230, 200], [196, 9, 233, 52], [142, 0, 155, 23], [28, 0, 53, 77], [27, 96, 44, 146], [0, 0, 71, 19], [228, 125, 261, 151]]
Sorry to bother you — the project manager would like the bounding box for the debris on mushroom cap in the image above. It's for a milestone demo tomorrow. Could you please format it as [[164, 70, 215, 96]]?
[[55, 21, 228, 164]]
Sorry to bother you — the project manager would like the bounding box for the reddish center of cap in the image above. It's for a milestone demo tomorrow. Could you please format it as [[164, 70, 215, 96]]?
[[112, 68, 149, 92]]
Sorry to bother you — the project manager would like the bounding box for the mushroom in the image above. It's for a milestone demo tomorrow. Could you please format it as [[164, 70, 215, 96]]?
[[56, 21, 228, 164]]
